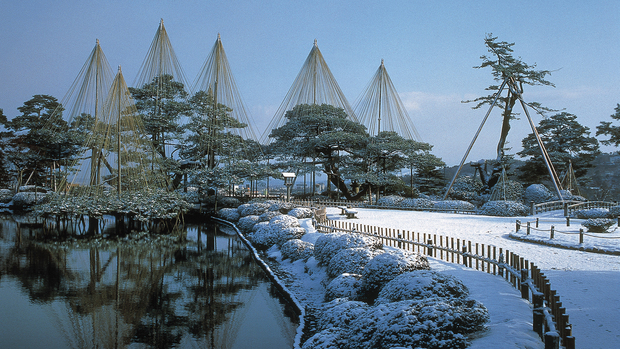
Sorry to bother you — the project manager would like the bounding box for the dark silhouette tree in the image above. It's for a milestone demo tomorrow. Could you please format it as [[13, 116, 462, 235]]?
[[517, 112, 600, 184]]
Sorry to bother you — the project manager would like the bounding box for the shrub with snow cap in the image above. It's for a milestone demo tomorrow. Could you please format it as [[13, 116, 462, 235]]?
[[375, 270, 469, 304], [258, 210, 282, 222], [301, 328, 347, 349], [268, 201, 296, 214], [280, 239, 314, 261], [0, 189, 13, 203], [313, 298, 370, 331], [433, 200, 475, 211], [314, 232, 383, 265], [478, 200, 529, 217], [376, 195, 404, 206], [238, 202, 270, 217], [574, 208, 610, 219], [288, 207, 314, 219], [246, 223, 278, 249], [609, 206, 620, 218], [252, 221, 269, 232], [447, 175, 484, 201], [237, 215, 260, 233], [345, 298, 489, 349], [559, 190, 587, 202], [324, 274, 364, 301], [217, 208, 240, 222], [275, 226, 307, 246], [361, 249, 430, 298], [524, 184, 555, 204], [399, 198, 434, 209], [326, 247, 383, 278], [269, 214, 300, 230], [490, 179, 524, 202], [581, 218, 616, 233]]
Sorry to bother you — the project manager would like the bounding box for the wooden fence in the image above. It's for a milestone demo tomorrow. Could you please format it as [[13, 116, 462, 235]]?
[[315, 219, 574, 349], [566, 201, 617, 217], [516, 217, 620, 248], [291, 199, 476, 215]]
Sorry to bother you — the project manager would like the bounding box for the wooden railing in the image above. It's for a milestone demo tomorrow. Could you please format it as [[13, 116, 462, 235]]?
[[315, 219, 575, 349], [290, 198, 476, 214], [566, 201, 617, 217]]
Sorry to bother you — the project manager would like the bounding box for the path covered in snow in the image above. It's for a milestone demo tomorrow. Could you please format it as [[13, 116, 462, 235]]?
[[326, 207, 620, 349]]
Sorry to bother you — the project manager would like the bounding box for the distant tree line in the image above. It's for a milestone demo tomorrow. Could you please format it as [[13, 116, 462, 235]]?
[[3, 35, 620, 201]]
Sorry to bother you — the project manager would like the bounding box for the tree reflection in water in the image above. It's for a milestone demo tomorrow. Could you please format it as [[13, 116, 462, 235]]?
[[0, 215, 298, 348]]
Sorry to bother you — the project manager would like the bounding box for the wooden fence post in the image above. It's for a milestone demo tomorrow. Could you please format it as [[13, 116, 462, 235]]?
[[536, 217, 539, 228], [516, 219, 521, 231], [426, 239, 433, 256], [520, 269, 529, 300], [462, 245, 468, 267], [550, 226, 555, 239], [579, 228, 584, 244], [533, 293, 544, 338], [527, 221, 531, 235], [544, 331, 560, 349], [566, 217, 570, 227]]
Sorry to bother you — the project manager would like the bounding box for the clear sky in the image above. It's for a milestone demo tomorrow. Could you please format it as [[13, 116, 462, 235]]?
[[1, 0, 619, 165]]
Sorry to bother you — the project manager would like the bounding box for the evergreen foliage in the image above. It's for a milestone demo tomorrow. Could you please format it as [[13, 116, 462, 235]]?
[[517, 112, 600, 184]]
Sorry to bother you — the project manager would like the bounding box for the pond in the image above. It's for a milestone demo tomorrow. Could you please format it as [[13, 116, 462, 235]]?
[[0, 214, 299, 348]]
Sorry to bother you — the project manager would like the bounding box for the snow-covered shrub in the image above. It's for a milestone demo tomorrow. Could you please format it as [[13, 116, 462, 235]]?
[[246, 223, 277, 249], [477, 200, 529, 217], [314, 232, 382, 265], [326, 247, 383, 278], [280, 239, 314, 261], [609, 206, 620, 218], [559, 190, 587, 202], [237, 215, 260, 233], [376, 195, 404, 206], [252, 221, 269, 232], [324, 274, 364, 301], [0, 189, 13, 203], [524, 184, 555, 204], [345, 298, 489, 349], [574, 208, 610, 219], [247, 225, 277, 249], [288, 207, 314, 219], [301, 328, 347, 349], [238, 202, 270, 217], [581, 218, 616, 233], [275, 226, 307, 246], [399, 198, 434, 209], [258, 210, 282, 222], [217, 208, 240, 222], [12, 191, 50, 207], [361, 249, 430, 297], [269, 214, 300, 231], [268, 201, 296, 214], [433, 200, 475, 211], [490, 179, 523, 202], [447, 175, 484, 201], [375, 270, 469, 304], [313, 298, 370, 332]]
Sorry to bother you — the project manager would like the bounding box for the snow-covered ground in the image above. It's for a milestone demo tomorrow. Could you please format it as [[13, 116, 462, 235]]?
[[318, 207, 620, 349]]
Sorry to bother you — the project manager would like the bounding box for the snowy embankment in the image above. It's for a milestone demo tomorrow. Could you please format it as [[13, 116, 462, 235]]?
[[334, 207, 620, 349], [218, 202, 562, 348]]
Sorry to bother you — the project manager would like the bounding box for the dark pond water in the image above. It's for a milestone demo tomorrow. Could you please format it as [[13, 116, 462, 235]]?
[[0, 215, 298, 348]]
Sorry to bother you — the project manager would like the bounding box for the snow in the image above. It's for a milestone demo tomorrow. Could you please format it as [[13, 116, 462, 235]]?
[[324, 207, 620, 348], [232, 203, 620, 348]]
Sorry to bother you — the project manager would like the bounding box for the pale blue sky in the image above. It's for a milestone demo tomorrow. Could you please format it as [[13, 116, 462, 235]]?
[[1, 0, 619, 165]]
